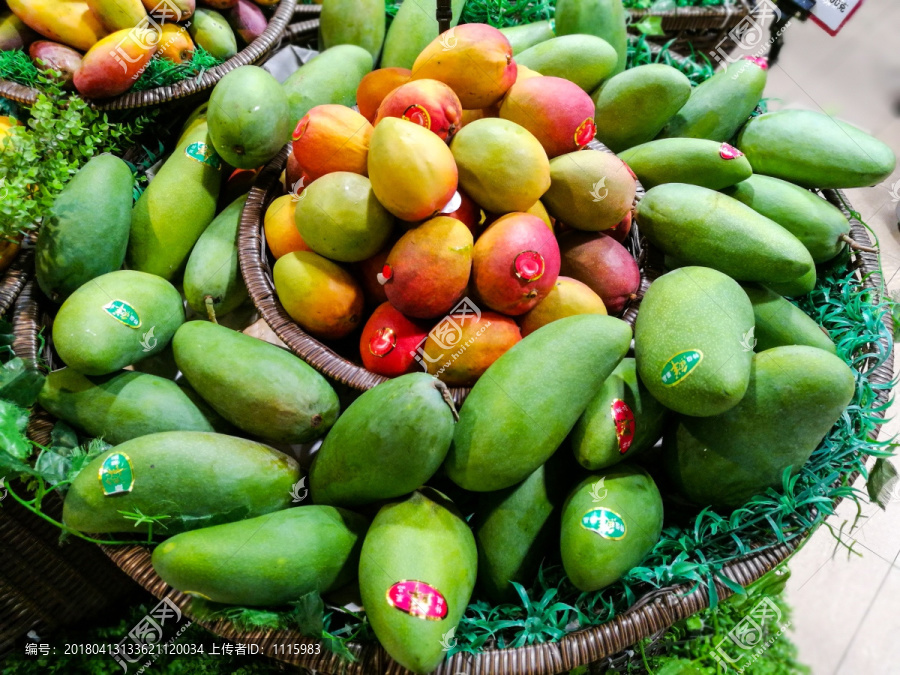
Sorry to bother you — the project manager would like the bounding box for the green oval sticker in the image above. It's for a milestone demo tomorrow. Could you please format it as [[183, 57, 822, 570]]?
[[185, 142, 222, 169], [99, 452, 134, 495], [661, 349, 703, 386], [581, 508, 627, 540], [102, 300, 141, 328]]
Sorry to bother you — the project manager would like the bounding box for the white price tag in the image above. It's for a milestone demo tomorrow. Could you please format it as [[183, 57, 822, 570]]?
[[810, 0, 865, 35]]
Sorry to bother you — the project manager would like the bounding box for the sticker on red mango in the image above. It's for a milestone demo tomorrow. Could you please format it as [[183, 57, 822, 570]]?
[[661, 350, 703, 387], [610, 399, 635, 454], [292, 115, 310, 141], [386, 581, 448, 620], [402, 104, 432, 131], [102, 300, 141, 328], [719, 143, 744, 160], [369, 327, 397, 357], [514, 250, 545, 281], [581, 508, 627, 540], [574, 118, 596, 148]]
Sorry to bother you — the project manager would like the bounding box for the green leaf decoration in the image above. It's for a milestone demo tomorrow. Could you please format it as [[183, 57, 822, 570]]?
[[633, 15, 666, 35], [0, 399, 31, 462], [0, 357, 45, 407], [867, 457, 899, 510]]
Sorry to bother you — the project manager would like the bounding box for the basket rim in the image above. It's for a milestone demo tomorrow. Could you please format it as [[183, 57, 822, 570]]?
[[0, 0, 311, 111], [13, 192, 893, 673]]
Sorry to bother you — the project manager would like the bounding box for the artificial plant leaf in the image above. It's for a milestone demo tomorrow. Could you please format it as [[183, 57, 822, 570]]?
[[290, 590, 325, 638], [867, 457, 899, 510], [34, 449, 71, 486], [0, 357, 45, 407], [0, 398, 31, 461], [633, 15, 666, 36], [50, 421, 79, 456]]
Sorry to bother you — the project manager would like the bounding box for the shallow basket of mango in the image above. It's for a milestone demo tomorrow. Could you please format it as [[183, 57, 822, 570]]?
[[0, 0, 309, 110]]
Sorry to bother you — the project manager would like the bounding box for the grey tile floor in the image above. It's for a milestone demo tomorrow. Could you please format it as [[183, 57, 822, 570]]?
[[750, 1, 900, 672]]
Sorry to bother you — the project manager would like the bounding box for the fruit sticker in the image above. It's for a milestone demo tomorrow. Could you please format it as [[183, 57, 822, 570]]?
[[719, 143, 744, 160], [99, 452, 134, 495], [386, 580, 448, 620], [402, 104, 432, 131], [610, 399, 635, 454], [514, 250, 545, 281], [369, 327, 397, 357], [743, 55, 769, 70], [184, 142, 222, 169], [661, 350, 703, 387], [574, 118, 597, 148], [102, 300, 142, 329], [581, 508, 627, 540]]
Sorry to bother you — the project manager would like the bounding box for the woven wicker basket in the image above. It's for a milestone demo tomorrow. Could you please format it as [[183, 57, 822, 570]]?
[[0, 0, 313, 110], [15, 187, 892, 672], [628, 0, 757, 52], [238, 139, 646, 407]]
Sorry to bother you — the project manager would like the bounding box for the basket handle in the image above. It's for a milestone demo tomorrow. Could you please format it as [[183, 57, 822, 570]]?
[[436, 0, 452, 32]]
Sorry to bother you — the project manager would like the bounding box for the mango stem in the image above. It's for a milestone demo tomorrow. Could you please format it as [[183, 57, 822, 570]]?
[[840, 233, 878, 254], [204, 296, 218, 324], [433, 379, 459, 422]]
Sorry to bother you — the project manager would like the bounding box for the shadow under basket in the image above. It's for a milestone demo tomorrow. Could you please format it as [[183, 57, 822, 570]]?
[[0, 1, 317, 111]]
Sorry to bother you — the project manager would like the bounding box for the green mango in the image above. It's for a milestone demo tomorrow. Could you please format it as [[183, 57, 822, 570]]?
[[63, 431, 299, 534], [128, 121, 223, 280], [554, 0, 627, 75], [52, 270, 184, 376], [737, 109, 896, 189], [188, 8, 237, 60], [38, 369, 213, 444], [473, 458, 569, 603], [724, 175, 850, 263], [359, 489, 476, 674], [183, 195, 248, 319], [172, 321, 339, 444], [742, 285, 835, 354], [282, 45, 373, 129], [763, 266, 816, 298], [207, 66, 291, 170], [499, 20, 555, 55], [445, 314, 632, 492], [636, 184, 815, 284], [635, 266, 754, 417], [619, 139, 752, 190], [560, 465, 663, 591], [659, 56, 767, 141], [310, 373, 456, 507], [152, 506, 367, 605], [591, 64, 692, 152], [35, 154, 133, 303], [320, 0, 385, 59], [571, 358, 668, 471], [381, 0, 464, 69], [664, 346, 856, 508], [515, 35, 618, 93]]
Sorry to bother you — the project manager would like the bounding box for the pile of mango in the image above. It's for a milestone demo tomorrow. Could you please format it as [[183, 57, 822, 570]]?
[[23, 2, 898, 671], [0, 0, 271, 97]]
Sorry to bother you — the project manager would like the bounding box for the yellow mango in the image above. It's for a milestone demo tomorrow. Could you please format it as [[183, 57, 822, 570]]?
[[7, 0, 107, 52], [86, 0, 147, 32]]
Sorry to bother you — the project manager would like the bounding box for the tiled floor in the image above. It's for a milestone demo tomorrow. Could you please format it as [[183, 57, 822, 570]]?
[[748, 2, 900, 672]]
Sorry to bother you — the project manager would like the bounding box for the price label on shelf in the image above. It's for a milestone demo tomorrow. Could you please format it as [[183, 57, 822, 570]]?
[[810, 0, 865, 36]]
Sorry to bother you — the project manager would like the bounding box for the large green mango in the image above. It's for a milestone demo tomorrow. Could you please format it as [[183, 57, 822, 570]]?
[[359, 490, 476, 674], [172, 321, 339, 444], [635, 266, 754, 417], [320, 0, 385, 59], [664, 346, 856, 508], [659, 56, 767, 141], [381, 0, 464, 69], [619, 138, 752, 190], [127, 121, 222, 280], [499, 20, 555, 55], [724, 175, 850, 263], [473, 458, 570, 603], [764, 266, 816, 298], [571, 358, 668, 471], [636, 183, 814, 284], [282, 45, 373, 128], [310, 373, 456, 507], [63, 431, 299, 533], [742, 285, 836, 354], [152, 506, 367, 605], [560, 465, 663, 591], [737, 110, 896, 188], [52, 270, 184, 376], [554, 0, 627, 75], [592, 64, 691, 152], [35, 154, 133, 303], [445, 314, 632, 492], [183, 194, 248, 319], [38, 369, 213, 444], [515, 35, 618, 93]]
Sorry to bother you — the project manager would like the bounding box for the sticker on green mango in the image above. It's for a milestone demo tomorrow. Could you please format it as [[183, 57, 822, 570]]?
[[661, 350, 703, 386], [102, 300, 141, 328], [581, 508, 626, 540], [99, 452, 134, 495], [185, 142, 222, 169]]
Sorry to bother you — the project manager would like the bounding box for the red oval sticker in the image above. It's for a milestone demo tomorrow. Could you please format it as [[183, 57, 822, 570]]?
[[514, 250, 545, 282], [386, 580, 448, 620], [369, 327, 397, 357], [574, 118, 596, 148], [610, 399, 635, 454], [402, 104, 432, 131], [292, 115, 310, 142], [719, 143, 744, 160]]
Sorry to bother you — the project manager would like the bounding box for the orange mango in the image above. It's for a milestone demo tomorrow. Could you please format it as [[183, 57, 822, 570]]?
[[264, 194, 310, 259], [291, 104, 372, 181], [357, 67, 412, 122], [423, 311, 521, 386], [74, 27, 158, 97], [519, 276, 607, 337], [158, 22, 193, 63], [7, 0, 107, 52], [374, 78, 463, 141]]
